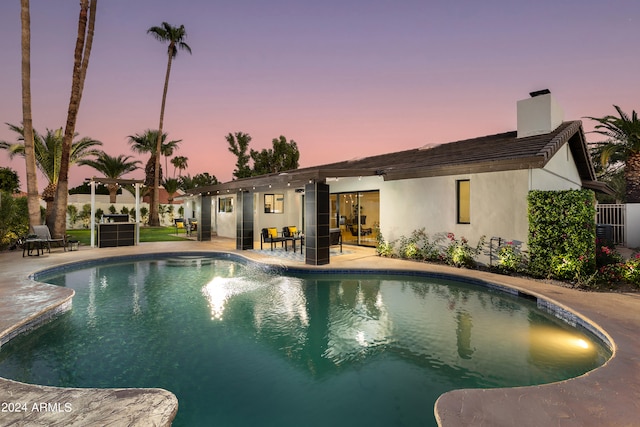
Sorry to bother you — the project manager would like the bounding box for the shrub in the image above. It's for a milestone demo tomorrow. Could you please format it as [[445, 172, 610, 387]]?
[[622, 255, 640, 286], [497, 241, 527, 273], [528, 190, 596, 280], [444, 233, 485, 268], [0, 192, 29, 250]]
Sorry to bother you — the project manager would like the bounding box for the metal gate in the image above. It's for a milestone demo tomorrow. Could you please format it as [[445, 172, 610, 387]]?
[[596, 204, 626, 245]]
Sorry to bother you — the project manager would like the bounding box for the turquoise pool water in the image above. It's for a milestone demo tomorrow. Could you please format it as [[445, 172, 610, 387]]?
[[0, 255, 611, 426]]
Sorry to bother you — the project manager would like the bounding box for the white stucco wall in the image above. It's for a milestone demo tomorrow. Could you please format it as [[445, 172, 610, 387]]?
[[254, 191, 303, 239], [380, 169, 530, 248], [626, 204, 640, 248], [530, 143, 582, 191]]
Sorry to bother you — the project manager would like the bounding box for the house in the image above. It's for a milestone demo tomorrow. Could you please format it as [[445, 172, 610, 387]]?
[[185, 91, 610, 265]]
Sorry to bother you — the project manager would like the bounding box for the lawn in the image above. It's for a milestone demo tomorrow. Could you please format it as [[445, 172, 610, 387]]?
[[67, 226, 191, 246]]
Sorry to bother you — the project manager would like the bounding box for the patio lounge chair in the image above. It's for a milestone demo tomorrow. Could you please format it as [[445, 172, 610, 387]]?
[[261, 227, 289, 251], [31, 225, 67, 252]]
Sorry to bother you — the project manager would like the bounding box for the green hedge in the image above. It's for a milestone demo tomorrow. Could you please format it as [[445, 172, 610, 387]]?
[[528, 190, 596, 280]]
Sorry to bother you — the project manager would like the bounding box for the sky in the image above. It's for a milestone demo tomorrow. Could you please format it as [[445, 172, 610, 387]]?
[[1, 0, 639, 191]]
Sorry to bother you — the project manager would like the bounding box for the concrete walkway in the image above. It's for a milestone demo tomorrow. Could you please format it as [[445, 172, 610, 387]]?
[[1, 239, 639, 426]]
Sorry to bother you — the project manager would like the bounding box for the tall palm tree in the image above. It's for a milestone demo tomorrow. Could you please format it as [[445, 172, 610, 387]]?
[[128, 129, 180, 187], [78, 152, 140, 203], [20, 0, 40, 228], [52, 0, 97, 238], [1, 125, 102, 225], [147, 22, 192, 226], [160, 138, 181, 176], [587, 105, 640, 202], [171, 155, 188, 177]]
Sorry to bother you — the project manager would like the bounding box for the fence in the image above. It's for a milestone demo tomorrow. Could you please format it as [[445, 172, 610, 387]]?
[[596, 204, 626, 246]]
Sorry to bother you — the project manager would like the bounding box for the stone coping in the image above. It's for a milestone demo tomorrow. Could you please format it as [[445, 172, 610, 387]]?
[[1, 240, 639, 426]]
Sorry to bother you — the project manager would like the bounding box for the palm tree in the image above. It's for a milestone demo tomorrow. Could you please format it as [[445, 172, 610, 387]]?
[[1, 124, 102, 225], [128, 130, 180, 188], [587, 106, 640, 202], [160, 138, 181, 176], [147, 22, 192, 226], [163, 177, 180, 204], [52, 0, 97, 238], [78, 152, 140, 203], [171, 155, 188, 177], [20, 0, 40, 228]]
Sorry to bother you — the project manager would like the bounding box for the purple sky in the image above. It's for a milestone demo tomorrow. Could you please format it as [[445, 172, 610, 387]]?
[[1, 0, 639, 191]]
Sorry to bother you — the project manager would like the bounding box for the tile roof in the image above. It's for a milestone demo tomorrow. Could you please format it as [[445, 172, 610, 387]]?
[[307, 120, 595, 181], [188, 120, 610, 194]]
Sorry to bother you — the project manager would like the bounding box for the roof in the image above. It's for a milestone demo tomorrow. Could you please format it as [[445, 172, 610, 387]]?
[[188, 121, 611, 195]]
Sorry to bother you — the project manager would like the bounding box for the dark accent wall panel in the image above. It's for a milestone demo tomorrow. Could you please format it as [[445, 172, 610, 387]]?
[[199, 195, 212, 241], [305, 182, 330, 265], [236, 191, 254, 250]]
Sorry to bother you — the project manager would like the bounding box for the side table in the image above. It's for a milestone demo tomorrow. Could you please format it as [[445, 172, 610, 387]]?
[[23, 238, 45, 257]]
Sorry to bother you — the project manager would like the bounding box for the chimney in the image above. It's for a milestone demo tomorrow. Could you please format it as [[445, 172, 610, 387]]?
[[517, 89, 564, 138]]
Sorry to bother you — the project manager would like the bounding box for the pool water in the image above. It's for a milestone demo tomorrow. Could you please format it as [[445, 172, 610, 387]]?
[[0, 256, 611, 426]]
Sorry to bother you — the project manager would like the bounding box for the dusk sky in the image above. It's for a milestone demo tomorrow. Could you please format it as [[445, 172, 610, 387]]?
[[1, 0, 638, 191]]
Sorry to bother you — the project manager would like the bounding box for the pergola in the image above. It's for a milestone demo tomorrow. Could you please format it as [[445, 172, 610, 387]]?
[[85, 177, 144, 248]]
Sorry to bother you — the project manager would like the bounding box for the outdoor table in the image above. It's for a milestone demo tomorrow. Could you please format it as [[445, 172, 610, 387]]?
[[23, 238, 45, 257]]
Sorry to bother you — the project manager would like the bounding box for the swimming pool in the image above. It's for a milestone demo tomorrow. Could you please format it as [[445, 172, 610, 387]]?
[[0, 254, 611, 426]]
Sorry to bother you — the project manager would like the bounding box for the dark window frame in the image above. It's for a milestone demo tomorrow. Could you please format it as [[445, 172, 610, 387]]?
[[456, 179, 470, 224], [264, 193, 284, 214]]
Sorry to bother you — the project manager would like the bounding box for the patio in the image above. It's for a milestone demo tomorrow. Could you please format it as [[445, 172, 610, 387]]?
[[0, 238, 639, 426]]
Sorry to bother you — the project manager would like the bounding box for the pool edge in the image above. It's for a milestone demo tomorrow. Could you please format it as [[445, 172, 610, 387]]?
[[1, 243, 637, 427]]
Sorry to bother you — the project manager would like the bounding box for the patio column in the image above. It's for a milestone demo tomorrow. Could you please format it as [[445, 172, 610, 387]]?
[[198, 194, 212, 241], [304, 181, 330, 265], [236, 191, 254, 250]]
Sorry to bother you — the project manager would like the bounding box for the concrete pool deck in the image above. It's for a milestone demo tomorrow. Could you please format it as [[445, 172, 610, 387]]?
[[0, 239, 639, 426]]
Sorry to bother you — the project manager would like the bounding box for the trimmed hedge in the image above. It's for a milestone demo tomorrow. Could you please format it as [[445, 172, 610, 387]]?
[[528, 190, 596, 280]]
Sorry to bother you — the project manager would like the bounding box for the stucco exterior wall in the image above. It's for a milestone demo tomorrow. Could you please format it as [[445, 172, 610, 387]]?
[[380, 170, 530, 248], [254, 191, 303, 238], [530, 143, 582, 191]]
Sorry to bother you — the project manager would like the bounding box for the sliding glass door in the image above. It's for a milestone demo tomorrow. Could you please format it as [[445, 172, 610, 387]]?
[[330, 191, 379, 247]]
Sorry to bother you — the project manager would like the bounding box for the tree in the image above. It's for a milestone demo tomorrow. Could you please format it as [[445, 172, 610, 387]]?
[[160, 138, 181, 176], [51, 0, 97, 239], [20, 0, 40, 228], [147, 22, 192, 226], [163, 177, 180, 204], [171, 155, 188, 177], [587, 106, 640, 203], [179, 173, 218, 190], [589, 143, 626, 203], [250, 135, 300, 175], [226, 132, 252, 179], [128, 130, 168, 188], [0, 167, 21, 193], [78, 152, 140, 203], [0, 192, 29, 250], [1, 125, 102, 226]]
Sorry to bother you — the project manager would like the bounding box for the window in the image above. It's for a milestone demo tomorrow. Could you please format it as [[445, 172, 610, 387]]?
[[264, 194, 284, 214], [218, 197, 233, 213], [457, 180, 470, 224]]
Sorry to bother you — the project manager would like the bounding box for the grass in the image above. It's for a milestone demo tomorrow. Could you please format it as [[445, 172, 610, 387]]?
[[67, 226, 191, 246]]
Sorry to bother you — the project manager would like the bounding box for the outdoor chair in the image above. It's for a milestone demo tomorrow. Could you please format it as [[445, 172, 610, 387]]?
[[175, 218, 186, 234], [330, 228, 343, 253], [31, 225, 67, 253], [282, 226, 303, 253], [261, 227, 289, 251]]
